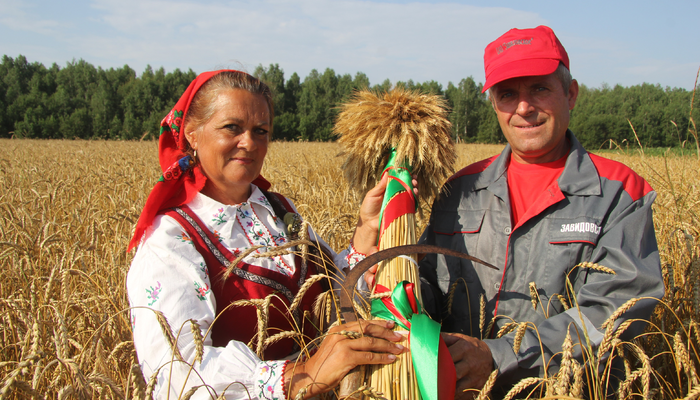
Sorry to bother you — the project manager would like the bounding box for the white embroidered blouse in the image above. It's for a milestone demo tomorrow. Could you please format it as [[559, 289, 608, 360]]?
[[127, 185, 364, 400]]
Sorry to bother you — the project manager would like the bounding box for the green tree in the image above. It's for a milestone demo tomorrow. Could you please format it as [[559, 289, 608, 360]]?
[[255, 63, 295, 140], [297, 68, 343, 141], [373, 78, 392, 94], [445, 77, 487, 143]]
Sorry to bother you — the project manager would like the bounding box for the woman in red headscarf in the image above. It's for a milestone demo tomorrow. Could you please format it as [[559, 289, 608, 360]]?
[[127, 70, 405, 399]]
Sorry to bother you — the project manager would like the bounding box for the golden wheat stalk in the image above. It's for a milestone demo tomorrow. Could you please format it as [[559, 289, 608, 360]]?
[[479, 293, 486, 339], [475, 369, 499, 400], [502, 377, 543, 400], [683, 385, 700, 400], [675, 331, 700, 386], [529, 282, 540, 311], [601, 298, 641, 331], [512, 322, 529, 353], [570, 359, 584, 398], [189, 320, 204, 365], [618, 344, 651, 400], [555, 329, 574, 396], [154, 311, 184, 362], [496, 322, 518, 338], [576, 261, 616, 275], [129, 363, 147, 399]]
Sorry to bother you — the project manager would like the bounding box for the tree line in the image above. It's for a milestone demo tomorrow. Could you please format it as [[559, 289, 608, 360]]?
[[1, 55, 698, 149]]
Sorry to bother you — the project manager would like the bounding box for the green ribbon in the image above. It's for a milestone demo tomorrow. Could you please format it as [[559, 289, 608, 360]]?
[[371, 282, 442, 400]]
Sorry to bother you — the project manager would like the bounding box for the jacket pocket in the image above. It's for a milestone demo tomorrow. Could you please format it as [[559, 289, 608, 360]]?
[[546, 217, 600, 271], [432, 210, 486, 285], [432, 209, 485, 236]]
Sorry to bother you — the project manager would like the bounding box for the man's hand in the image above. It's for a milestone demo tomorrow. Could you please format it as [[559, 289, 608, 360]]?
[[441, 332, 494, 400]]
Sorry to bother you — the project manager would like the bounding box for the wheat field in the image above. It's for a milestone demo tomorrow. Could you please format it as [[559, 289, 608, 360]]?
[[0, 139, 698, 399]]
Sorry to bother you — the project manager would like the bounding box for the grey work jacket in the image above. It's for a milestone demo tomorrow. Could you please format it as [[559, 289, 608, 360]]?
[[419, 132, 664, 390]]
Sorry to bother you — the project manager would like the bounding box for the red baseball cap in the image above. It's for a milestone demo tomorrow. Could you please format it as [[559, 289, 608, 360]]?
[[482, 25, 569, 93]]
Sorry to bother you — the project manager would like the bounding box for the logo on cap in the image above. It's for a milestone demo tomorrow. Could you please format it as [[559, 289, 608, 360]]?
[[496, 38, 534, 55]]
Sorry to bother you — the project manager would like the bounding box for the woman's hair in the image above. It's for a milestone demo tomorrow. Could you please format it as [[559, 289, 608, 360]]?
[[183, 71, 274, 152]]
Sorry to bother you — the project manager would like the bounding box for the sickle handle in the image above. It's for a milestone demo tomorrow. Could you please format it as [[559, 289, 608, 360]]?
[[336, 244, 496, 398]]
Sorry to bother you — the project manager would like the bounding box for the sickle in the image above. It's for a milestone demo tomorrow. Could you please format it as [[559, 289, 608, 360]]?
[[338, 244, 497, 324], [336, 244, 496, 398]]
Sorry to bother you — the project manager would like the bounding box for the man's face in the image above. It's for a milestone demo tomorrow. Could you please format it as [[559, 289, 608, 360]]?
[[490, 73, 579, 164]]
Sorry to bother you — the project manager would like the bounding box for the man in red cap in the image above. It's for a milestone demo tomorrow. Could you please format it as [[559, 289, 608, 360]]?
[[418, 26, 663, 398]]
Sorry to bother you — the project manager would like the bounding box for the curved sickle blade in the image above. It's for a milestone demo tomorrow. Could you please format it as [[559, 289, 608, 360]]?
[[338, 244, 497, 324]]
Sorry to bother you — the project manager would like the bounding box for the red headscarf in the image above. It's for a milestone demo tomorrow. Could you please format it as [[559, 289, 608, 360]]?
[[128, 70, 272, 252]]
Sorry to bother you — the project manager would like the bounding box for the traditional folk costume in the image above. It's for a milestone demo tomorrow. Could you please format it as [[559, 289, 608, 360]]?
[[127, 71, 364, 400]]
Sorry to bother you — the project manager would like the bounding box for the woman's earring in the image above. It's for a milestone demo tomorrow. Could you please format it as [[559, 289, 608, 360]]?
[[193, 149, 197, 159]]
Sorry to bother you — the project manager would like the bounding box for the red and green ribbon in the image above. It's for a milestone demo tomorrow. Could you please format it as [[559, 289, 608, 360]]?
[[372, 282, 456, 400], [378, 149, 416, 244]]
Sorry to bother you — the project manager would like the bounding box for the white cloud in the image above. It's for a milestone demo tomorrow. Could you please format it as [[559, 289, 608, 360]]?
[[0, 0, 65, 35], [80, 0, 545, 84]]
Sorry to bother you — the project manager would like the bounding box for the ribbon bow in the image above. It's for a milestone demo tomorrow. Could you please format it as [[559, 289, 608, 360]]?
[[371, 282, 456, 400]]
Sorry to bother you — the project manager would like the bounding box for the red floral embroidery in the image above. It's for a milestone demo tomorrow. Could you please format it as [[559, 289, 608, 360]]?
[[161, 109, 184, 143]]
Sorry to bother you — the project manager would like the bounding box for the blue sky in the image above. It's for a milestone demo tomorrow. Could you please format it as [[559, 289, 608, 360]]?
[[1, 0, 698, 90]]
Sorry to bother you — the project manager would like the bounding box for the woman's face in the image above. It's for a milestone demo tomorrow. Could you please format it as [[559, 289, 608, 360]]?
[[185, 89, 270, 205]]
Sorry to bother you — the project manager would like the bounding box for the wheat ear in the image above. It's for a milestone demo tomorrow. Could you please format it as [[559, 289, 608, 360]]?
[[130, 363, 146, 400], [446, 280, 459, 315], [682, 385, 700, 400], [618, 344, 651, 400], [570, 359, 584, 398], [154, 311, 183, 361], [484, 316, 497, 339], [223, 245, 264, 278], [496, 322, 518, 338], [502, 377, 542, 400], [598, 318, 631, 360], [479, 293, 486, 339], [289, 274, 327, 311], [601, 298, 641, 331], [675, 331, 700, 386], [576, 261, 616, 275], [253, 238, 314, 258], [264, 331, 303, 347], [555, 329, 574, 396], [190, 320, 204, 365], [557, 294, 570, 310], [475, 369, 499, 400], [180, 384, 204, 400], [529, 282, 539, 311], [512, 322, 528, 353]]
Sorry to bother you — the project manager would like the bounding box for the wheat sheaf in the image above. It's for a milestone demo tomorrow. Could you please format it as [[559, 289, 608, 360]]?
[[333, 88, 456, 202]]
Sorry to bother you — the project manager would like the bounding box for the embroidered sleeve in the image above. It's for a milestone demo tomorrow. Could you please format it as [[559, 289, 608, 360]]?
[[345, 241, 367, 270], [254, 360, 289, 400]]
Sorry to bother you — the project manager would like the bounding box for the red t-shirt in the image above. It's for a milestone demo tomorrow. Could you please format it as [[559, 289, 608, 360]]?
[[507, 154, 567, 227]]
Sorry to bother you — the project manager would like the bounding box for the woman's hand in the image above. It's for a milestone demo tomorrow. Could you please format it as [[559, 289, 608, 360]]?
[[351, 174, 389, 256], [284, 320, 406, 398]]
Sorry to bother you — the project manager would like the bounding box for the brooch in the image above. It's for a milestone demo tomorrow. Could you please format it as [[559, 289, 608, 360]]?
[[283, 212, 302, 239]]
